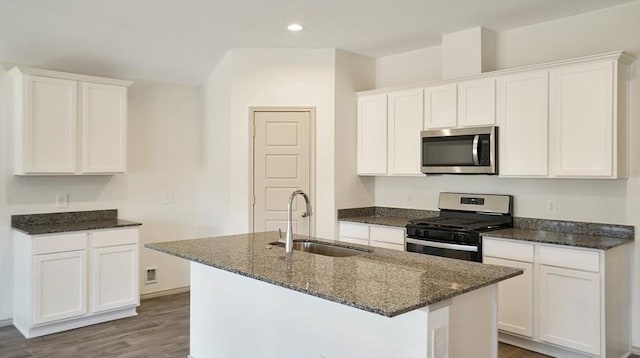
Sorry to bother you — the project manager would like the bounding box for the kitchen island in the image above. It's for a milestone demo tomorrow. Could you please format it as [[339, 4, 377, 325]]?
[[147, 231, 521, 358]]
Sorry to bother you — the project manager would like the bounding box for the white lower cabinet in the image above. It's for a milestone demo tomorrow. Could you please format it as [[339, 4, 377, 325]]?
[[483, 256, 533, 338], [483, 236, 631, 357], [13, 227, 140, 338], [339, 221, 405, 251], [33, 250, 88, 325], [539, 265, 601, 355], [90, 244, 139, 313]]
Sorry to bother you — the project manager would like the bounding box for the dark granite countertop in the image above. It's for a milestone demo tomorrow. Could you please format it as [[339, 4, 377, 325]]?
[[337, 207, 438, 228], [146, 231, 521, 317], [11, 210, 141, 235], [482, 228, 632, 250], [337, 206, 633, 250], [339, 215, 413, 227]]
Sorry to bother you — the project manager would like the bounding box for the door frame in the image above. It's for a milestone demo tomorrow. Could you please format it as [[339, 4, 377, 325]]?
[[248, 107, 316, 236]]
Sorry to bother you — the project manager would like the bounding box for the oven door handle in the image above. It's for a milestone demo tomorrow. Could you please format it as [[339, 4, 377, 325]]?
[[472, 134, 480, 166], [406, 238, 479, 252]]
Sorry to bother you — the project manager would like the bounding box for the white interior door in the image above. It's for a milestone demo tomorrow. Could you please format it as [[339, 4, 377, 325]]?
[[253, 110, 312, 236]]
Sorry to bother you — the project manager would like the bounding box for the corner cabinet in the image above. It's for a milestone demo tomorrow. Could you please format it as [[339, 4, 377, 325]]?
[[10, 66, 133, 175], [483, 237, 632, 357], [357, 94, 388, 175], [13, 227, 140, 338]]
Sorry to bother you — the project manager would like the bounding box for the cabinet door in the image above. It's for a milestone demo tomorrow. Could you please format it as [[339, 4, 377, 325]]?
[[497, 71, 549, 177], [483, 257, 533, 337], [33, 250, 87, 324], [23, 75, 78, 174], [424, 84, 457, 129], [91, 244, 139, 313], [550, 61, 614, 177], [81, 82, 127, 173], [388, 89, 423, 175], [357, 94, 388, 175], [458, 78, 496, 127], [539, 265, 601, 355]]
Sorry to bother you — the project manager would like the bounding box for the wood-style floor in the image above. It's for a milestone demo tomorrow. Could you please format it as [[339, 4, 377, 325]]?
[[0, 291, 609, 358]]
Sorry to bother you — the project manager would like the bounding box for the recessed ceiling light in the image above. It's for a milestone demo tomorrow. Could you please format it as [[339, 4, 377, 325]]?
[[287, 24, 303, 32]]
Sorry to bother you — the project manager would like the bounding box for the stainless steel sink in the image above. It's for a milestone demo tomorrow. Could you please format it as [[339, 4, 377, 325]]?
[[269, 240, 370, 257]]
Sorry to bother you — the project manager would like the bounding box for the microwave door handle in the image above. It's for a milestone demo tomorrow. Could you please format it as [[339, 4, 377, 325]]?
[[472, 134, 480, 165]]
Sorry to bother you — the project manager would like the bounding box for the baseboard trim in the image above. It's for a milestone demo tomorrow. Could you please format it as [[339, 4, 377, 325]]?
[[141, 286, 190, 300], [632, 345, 640, 355], [0, 318, 12, 327], [499, 332, 593, 358]]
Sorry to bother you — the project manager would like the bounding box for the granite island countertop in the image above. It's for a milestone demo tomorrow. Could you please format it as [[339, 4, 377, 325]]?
[[146, 231, 521, 317], [11, 209, 142, 235]]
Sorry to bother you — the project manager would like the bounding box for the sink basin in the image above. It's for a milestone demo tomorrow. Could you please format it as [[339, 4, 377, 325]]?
[[269, 240, 371, 257]]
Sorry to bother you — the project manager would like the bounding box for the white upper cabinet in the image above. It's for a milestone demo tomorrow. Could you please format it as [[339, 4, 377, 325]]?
[[357, 94, 388, 175], [424, 84, 457, 129], [356, 51, 633, 178], [18, 76, 78, 174], [82, 83, 128, 173], [549, 60, 622, 178], [11, 67, 133, 175], [497, 71, 549, 177], [388, 89, 423, 175], [457, 78, 496, 127], [423, 80, 494, 129]]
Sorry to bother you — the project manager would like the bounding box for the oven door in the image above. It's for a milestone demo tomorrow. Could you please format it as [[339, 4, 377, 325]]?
[[406, 238, 482, 262], [421, 126, 497, 174]]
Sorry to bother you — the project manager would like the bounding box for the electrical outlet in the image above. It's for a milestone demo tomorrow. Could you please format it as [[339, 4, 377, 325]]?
[[145, 267, 158, 284], [547, 199, 558, 214], [55, 194, 69, 208], [163, 192, 174, 204]]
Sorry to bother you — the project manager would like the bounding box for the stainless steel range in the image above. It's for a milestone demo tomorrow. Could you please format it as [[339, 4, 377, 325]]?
[[405, 192, 513, 262]]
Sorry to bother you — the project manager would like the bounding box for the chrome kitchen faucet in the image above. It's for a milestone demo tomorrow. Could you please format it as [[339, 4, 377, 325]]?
[[285, 190, 312, 254]]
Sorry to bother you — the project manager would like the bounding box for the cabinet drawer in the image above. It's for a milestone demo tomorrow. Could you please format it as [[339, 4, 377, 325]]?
[[339, 222, 369, 240], [483, 237, 534, 262], [539, 245, 600, 273], [370, 240, 404, 251], [33, 233, 87, 255], [370, 226, 405, 245], [91, 228, 138, 248]]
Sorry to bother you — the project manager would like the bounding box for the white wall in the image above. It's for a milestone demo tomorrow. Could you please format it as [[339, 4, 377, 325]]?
[[199, 52, 232, 236], [374, 0, 640, 348], [375, 46, 442, 88], [203, 49, 339, 239], [0, 64, 202, 320], [334, 50, 376, 221]]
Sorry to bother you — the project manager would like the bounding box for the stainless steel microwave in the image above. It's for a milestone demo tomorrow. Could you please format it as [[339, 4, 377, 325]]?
[[421, 126, 497, 174]]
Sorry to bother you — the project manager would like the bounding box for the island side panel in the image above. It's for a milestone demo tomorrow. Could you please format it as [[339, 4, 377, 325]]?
[[449, 284, 499, 358], [190, 262, 435, 358]]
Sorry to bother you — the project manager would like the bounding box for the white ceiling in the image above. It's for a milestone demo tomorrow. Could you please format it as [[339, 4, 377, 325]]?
[[0, 0, 634, 85]]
